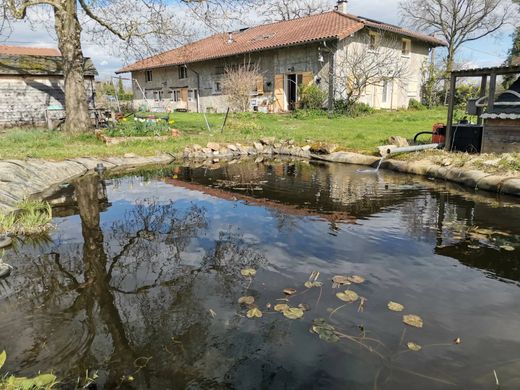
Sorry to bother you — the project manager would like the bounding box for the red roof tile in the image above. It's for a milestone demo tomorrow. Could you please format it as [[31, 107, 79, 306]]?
[[118, 11, 446, 73], [0, 45, 61, 57]]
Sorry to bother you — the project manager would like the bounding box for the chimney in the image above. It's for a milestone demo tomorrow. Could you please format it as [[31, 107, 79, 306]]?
[[336, 0, 348, 14]]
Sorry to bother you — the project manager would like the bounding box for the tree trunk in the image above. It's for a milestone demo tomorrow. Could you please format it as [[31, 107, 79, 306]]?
[[54, 0, 91, 133]]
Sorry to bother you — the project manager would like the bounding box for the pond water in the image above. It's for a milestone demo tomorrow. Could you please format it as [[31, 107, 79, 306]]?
[[1, 158, 520, 389]]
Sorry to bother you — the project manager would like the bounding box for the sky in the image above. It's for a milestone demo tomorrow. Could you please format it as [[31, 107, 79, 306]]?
[[0, 0, 515, 79]]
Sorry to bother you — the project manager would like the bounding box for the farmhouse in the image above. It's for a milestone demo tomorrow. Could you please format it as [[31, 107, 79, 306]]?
[[117, 0, 446, 113], [0, 45, 97, 128]]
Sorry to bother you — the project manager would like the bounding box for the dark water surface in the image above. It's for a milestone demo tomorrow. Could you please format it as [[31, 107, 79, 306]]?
[[1, 158, 520, 389]]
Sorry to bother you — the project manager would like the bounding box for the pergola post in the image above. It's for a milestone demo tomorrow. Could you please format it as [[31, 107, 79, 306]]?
[[445, 74, 457, 150], [477, 76, 487, 125], [488, 72, 497, 112]]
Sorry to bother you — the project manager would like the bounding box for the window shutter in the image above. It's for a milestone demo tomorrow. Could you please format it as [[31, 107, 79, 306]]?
[[274, 74, 285, 112], [301, 72, 314, 86], [256, 76, 264, 95]]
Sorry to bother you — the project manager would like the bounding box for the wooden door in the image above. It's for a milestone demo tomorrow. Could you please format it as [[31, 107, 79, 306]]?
[[274, 74, 285, 112], [180, 88, 189, 110]]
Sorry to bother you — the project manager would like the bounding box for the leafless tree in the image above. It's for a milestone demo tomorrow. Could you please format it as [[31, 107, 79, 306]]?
[[0, 0, 251, 133], [334, 32, 410, 107], [261, 0, 334, 22], [399, 0, 513, 80], [221, 60, 261, 112]]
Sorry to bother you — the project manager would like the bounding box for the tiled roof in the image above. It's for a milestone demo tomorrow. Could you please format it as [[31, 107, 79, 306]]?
[[0, 55, 98, 76], [117, 11, 446, 73], [0, 45, 61, 57]]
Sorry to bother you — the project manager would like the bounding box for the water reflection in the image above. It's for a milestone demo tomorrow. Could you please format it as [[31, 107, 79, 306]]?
[[1, 159, 520, 389]]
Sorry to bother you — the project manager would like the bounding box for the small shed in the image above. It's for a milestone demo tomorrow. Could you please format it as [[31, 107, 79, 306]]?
[[445, 65, 520, 153], [0, 45, 97, 128]]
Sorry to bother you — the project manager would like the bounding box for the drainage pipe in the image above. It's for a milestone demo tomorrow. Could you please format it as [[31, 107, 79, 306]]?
[[384, 143, 444, 156]]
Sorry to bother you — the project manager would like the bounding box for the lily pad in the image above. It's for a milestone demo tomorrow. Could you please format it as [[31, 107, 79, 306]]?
[[283, 288, 297, 295], [403, 314, 423, 328], [501, 245, 515, 251], [336, 290, 359, 303], [311, 319, 339, 343], [238, 296, 255, 305], [298, 303, 311, 311], [0, 350, 5, 369], [347, 275, 365, 284], [332, 275, 351, 285], [304, 281, 323, 288], [274, 303, 289, 312], [387, 301, 404, 312], [246, 307, 263, 318], [283, 307, 304, 320], [241, 268, 257, 277], [407, 342, 422, 351]]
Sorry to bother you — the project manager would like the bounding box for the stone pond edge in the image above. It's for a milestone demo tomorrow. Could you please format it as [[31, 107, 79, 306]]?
[[1, 142, 519, 214]]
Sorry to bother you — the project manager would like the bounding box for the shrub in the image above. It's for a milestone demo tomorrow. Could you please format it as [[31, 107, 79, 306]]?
[[408, 98, 426, 110], [334, 100, 375, 117], [299, 85, 327, 109]]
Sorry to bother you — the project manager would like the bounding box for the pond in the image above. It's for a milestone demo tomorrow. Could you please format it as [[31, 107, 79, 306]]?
[[1, 158, 520, 389]]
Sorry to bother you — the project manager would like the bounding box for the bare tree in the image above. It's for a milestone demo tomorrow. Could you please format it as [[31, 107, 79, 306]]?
[[0, 0, 251, 133], [261, 0, 334, 22], [399, 0, 513, 79], [221, 60, 261, 112], [334, 32, 410, 107]]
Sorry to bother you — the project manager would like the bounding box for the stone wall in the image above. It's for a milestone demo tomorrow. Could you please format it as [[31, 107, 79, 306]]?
[[131, 43, 326, 114], [0, 75, 95, 128]]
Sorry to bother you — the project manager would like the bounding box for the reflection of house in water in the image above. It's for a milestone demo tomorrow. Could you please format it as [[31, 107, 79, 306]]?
[[169, 160, 425, 224], [43, 178, 109, 217]]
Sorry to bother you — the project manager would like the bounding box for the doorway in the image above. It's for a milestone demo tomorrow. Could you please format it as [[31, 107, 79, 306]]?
[[286, 74, 303, 111]]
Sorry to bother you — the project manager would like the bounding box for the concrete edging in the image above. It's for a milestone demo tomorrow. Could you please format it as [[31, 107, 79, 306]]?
[[316, 151, 520, 198]]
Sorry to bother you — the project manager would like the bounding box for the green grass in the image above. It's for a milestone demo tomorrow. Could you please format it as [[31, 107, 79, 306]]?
[[0, 109, 447, 160], [0, 199, 53, 235]]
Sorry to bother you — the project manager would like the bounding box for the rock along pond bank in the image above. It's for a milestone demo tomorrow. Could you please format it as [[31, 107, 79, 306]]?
[[1, 139, 519, 214]]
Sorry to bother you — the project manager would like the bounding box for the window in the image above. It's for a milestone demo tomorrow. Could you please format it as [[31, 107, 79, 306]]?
[[214, 82, 222, 94], [153, 90, 163, 101], [188, 89, 197, 102], [402, 39, 411, 56], [172, 90, 181, 102], [178, 65, 188, 79], [215, 66, 225, 75], [145, 70, 153, 82]]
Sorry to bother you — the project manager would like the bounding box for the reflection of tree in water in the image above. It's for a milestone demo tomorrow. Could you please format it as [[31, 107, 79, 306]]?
[[1, 174, 272, 388]]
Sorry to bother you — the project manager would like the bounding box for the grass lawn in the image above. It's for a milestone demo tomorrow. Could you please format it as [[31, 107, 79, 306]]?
[[0, 109, 447, 160]]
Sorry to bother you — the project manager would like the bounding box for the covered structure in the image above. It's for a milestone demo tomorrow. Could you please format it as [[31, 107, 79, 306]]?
[[0, 45, 97, 128], [446, 65, 520, 153]]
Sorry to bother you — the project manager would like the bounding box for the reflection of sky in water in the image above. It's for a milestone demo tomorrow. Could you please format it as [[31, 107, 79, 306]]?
[[1, 160, 520, 389]]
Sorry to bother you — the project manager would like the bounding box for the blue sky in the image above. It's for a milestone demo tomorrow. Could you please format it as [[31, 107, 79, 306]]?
[[1, 0, 515, 79]]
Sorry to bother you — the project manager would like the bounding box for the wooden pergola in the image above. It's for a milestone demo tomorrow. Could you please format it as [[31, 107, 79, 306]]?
[[445, 64, 520, 150]]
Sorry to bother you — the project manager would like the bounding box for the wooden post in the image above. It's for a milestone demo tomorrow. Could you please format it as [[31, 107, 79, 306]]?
[[477, 75, 487, 125], [221, 107, 230, 133], [328, 49, 335, 118], [445, 74, 457, 151], [488, 72, 497, 113]]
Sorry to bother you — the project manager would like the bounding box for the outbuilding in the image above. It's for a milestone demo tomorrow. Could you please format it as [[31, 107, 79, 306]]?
[[0, 45, 97, 128], [445, 65, 520, 153]]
